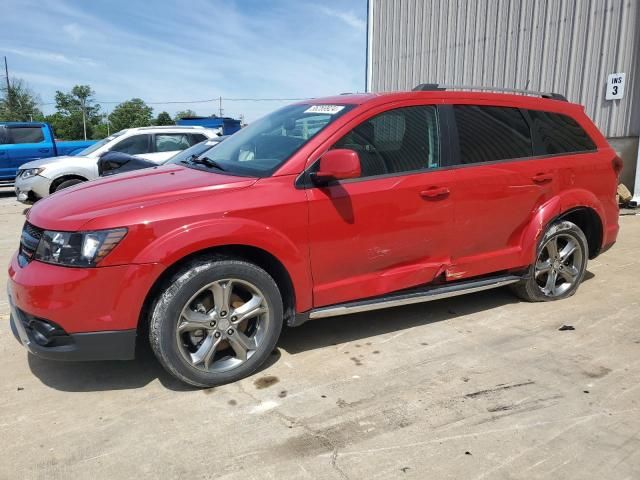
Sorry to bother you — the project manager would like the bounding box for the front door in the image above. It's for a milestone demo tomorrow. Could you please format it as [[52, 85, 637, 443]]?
[[306, 105, 454, 307]]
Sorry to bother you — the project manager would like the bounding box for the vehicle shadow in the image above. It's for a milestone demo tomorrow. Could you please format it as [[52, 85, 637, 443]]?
[[281, 271, 595, 353], [28, 273, 596, 392], [27, 341, 282, 392]]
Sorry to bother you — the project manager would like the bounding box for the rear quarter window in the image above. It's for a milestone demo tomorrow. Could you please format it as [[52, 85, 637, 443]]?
[[527, 110, 597, 155], [9, 127, 45, 144]]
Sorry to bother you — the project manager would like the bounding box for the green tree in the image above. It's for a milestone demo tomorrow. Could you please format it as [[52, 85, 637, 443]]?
[[108, 98, 153, 131], [154, 111, 174, 126], [174, 109, 197, 121], [51, 85, 102, 140], [0, 78, 44, 122]]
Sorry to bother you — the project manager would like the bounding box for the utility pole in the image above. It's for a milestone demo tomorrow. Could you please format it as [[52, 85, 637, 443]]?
[[80, 97, 87, 140], [4, 56, 11, 111], [218, 96, 223, 117]]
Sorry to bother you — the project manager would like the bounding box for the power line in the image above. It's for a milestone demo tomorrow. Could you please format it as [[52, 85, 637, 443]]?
[[39, 96, 309, 106]]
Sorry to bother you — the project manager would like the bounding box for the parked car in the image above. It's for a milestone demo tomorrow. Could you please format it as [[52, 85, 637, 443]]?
[[97, 137, 227, 177], [177, 116, 241, 135], [7, 86, 621, 387], [0, 122, 96, 186], [13, 125, 221, 203]]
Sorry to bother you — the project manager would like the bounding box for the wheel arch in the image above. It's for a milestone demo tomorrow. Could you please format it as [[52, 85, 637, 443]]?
[[138, 244, 298, 337], [520, 193, 606, 265], [49, 174, 88, 194], [557, 207, 603, 259]]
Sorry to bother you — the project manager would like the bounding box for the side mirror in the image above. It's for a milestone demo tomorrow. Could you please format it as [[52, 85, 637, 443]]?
[[312, 149, 361, 185]]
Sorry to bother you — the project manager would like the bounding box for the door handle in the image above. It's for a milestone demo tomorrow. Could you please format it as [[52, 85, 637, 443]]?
[[38, 148, 50, 153], [532, 172, 553, 183], [420, 186, 450, 199]]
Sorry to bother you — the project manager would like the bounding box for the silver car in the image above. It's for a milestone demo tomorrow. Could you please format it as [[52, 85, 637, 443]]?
[[14, 126, 221, 203]]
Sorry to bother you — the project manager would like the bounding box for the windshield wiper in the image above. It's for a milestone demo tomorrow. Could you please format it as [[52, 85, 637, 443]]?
[[182, 155, 225, 171]]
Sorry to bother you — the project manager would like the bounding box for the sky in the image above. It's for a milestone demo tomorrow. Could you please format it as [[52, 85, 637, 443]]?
[[1, 0, 367, 122]]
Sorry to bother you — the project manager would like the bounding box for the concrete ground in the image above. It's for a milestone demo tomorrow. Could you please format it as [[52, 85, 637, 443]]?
[[0, 188, 639, 480]]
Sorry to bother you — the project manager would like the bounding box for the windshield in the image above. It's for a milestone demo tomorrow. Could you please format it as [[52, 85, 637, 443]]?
[[184, 103, 353, 176], [77, 130, 126, 156], [166, 139, 221, 164]]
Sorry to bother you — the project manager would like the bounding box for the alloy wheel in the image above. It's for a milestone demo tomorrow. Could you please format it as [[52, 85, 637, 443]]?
[[175, 278, 269, 372], [534, 233, 583, 297]]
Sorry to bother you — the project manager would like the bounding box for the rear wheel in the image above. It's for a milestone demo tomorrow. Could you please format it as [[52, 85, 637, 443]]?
[[149, 258, 283, 387], [511, 220, 588, 302]]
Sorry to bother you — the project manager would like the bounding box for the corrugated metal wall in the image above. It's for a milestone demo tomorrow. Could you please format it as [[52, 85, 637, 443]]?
[[368, 0, 640, 138]]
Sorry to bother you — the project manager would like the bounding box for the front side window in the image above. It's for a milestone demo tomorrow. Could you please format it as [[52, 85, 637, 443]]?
[[111, 134, 151, 155], [77, 131, 126, 156], [527, 110, 597, 154], [190, 103, 354, 176], [155, 133, 191, 152], [333, 105, 440, 178], [453, 106, 532, 164], [9, 127, 45, 144]]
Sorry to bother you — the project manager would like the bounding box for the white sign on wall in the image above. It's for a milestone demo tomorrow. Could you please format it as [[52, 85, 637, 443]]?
[[606, 73, 625, 100]]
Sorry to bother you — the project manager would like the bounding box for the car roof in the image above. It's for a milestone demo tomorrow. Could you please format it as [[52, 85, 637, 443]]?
[[125, 126, 219, 133], [299, 90, 584, 114]]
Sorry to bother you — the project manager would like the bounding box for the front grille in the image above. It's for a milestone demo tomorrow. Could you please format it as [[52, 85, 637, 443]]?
[[19, 222, 43, 264]]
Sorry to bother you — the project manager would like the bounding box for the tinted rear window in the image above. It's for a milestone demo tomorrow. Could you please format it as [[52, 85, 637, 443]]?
[[453, 106, 532, 164], [9, 127, 45, 144], [527, 110, 596, 154]]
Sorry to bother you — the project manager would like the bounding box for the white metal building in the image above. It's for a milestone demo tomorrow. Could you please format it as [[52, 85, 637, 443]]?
[[366, 0, 640, 199]]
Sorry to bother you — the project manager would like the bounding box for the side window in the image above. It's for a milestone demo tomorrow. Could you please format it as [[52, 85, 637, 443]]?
[[155, 133, 191, 152], [111, 134, 151, 155], [190, 134, 208, 145], [333, 106, 440, 178], [9, 127, 45, 144], [0, 127, 8, 144], [453, 106, 532, 164], [527, 110, 597, 154]]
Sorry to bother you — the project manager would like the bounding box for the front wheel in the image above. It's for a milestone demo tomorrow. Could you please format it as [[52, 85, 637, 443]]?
[[149, 258, 283, 387], [511, 220, 588, 302]]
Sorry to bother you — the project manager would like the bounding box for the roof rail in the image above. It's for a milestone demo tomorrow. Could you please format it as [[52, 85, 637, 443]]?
[[135, 125, 207, 130], [412, 83, 567, 101]]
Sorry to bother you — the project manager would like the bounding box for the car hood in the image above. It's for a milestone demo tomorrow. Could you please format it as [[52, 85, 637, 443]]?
[[19, 155, 93, 170], [27, 164, 258, 231]]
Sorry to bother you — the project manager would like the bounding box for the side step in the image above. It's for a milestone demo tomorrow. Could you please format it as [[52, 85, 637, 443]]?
[[308, 274, 522, 320]]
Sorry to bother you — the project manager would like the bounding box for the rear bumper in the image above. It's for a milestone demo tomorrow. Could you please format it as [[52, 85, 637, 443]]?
[[8, 286, 136, 361]]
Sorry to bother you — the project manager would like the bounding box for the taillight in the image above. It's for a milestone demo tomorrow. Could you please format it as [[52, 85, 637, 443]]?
[[612, 156, 623, 177]]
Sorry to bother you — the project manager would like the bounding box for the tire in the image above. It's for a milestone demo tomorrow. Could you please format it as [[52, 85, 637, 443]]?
[[511, 220, 588, 302], [149, 258, 283, 387], [55, 178, 84, 192]]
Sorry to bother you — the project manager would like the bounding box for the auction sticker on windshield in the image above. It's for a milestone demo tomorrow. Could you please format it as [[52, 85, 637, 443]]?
[[304, 105, 345, 115]]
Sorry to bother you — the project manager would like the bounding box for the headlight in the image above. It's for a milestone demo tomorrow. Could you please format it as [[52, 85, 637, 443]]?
[[20, 168, 45, 179], [34, 228, 127, 267]]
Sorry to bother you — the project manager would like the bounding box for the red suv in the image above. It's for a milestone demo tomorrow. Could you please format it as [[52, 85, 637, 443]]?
[[7, 86, 620, 387]]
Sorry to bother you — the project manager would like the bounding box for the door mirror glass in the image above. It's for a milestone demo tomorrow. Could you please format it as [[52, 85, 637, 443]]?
[[313, 149, 361, 185]]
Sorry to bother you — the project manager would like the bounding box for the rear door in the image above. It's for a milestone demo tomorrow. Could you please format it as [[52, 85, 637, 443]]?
[[444, 104, 557, 279], [3, 125, 50, 178], [306, 104, 454, 307]]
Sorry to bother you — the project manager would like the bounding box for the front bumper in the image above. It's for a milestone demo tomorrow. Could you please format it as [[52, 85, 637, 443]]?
[[14, 175, 52, 204], [8, 288, 136, 361], [7, 253, 164, 360]]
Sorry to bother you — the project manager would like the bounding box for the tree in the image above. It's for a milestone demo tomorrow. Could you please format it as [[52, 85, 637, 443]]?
[[108, 98, 153, 131], [51, 85, 102, 140], [155, 111, 174, 126], [0, 78, 44, 122], [174, 109, 197, 121]]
